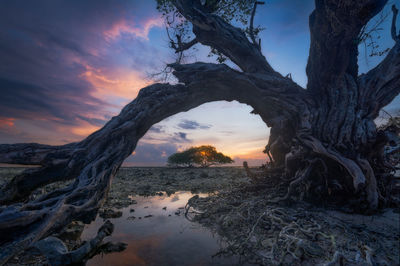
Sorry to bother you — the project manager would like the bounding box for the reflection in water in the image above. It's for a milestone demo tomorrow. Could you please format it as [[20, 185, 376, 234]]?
[[82, 191, 242, 266]]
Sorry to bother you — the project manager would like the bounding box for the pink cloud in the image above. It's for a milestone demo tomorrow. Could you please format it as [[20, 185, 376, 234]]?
[[79, 63, 151, 102], [104, 17, 163, 41], [0, 117, 15, 128]]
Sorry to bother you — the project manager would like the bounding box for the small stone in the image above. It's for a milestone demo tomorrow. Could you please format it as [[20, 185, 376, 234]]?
[[99, 209, 123, 219], [130, 209, 135, 212], [162, 207, 167, 210], [144, 215, 153, 218]]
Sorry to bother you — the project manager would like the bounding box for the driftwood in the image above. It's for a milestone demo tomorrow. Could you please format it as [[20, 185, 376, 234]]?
[[0, 0, 399, 264]]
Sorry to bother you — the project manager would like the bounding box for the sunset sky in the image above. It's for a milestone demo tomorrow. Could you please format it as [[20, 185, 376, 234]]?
[[0, 0, 399, 166]]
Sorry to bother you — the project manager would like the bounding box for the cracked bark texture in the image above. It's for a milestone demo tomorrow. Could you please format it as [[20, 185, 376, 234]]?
[[0, 0, 399, 264]]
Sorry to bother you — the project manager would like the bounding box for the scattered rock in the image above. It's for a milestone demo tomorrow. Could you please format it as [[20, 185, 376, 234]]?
[[99, 209, 123, 219], [162, 206, 167, 210], [99, 242, 127, 253], [144, 215, 153, 218]]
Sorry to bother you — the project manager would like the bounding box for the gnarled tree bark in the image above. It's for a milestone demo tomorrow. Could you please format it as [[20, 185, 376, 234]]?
[[0, 0, 399, 264]]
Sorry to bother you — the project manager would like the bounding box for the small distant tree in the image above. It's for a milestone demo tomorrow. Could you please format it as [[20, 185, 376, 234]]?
[[167, 145, 234, 167], [167, 149, 195, 167]]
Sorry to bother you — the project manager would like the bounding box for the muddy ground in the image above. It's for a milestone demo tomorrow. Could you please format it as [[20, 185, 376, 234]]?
[[0, 167, 399, 265]]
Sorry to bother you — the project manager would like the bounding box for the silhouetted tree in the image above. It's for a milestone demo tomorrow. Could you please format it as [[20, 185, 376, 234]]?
[[167, 149, 194, 167], [168, 145, 233, 167]]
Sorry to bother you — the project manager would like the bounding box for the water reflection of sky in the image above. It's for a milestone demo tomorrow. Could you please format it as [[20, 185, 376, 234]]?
[[82, 191, 244, 266]]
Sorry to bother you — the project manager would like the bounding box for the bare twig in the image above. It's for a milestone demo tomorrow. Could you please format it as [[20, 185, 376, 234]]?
[[166, 24, 198, 53], [245, 211, 266, 243], [391, 5, 399, 42], [323, 251, 345, 266], [175, 36, 198, 53], [249, 1, 264, 50]]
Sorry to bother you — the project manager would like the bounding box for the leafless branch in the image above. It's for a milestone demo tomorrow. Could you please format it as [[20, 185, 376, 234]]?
[[166, 25, 198, 53], [249, 1, 264, 50], [391, 4, 399, 41], [175, 36, 198, 53]]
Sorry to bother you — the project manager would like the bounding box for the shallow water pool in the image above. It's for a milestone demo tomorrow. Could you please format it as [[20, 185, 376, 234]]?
[[82, 191, 245, 266]]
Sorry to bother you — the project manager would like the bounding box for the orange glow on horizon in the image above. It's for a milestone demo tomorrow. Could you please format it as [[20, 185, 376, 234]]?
[[70, 120, 101, 137], [233, 149, 266, 159], [154, 141, 267, 162]]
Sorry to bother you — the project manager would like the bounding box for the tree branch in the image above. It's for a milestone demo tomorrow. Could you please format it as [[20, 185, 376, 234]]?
[[166, 26, 198, 53], [0, 143, 75, 165], [306, 0, 388, 96], [173, 0, 274, 73], [175, 36, 198, 53], [358, 8, 400, 118], [392, 4, 399, 41], [362, 46, 400, 117], [249, 1, 264, 50]]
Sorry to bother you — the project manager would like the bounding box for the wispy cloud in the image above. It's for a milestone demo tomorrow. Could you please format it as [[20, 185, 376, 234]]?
[[79, 63, 150, 101], [124, 142, 178, 166], [177, 119, 212, 130], [148, 125, 165, 134], [0, 0, 164, 144], [104, 17, 163, 41]]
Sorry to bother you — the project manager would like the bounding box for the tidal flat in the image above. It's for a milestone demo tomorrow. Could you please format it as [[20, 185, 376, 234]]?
[[1, 167, 399, 265]]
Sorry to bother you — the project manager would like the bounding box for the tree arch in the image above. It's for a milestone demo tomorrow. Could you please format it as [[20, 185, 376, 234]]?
[[0, 0, 399, 263]]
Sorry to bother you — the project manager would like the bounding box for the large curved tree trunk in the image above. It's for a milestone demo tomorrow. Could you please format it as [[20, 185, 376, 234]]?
[[0, 63, 306, 264], [0, 0, 399, 264]]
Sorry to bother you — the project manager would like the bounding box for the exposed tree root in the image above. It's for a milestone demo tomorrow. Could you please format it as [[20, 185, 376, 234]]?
[[30, 220, 126, 266], [323, 251, 344, 266], [243, 161, 265, 183], [188, 183, 399, 265], [267, 159, 318, 203]]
